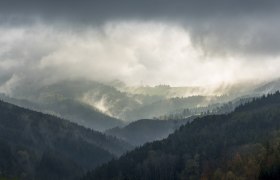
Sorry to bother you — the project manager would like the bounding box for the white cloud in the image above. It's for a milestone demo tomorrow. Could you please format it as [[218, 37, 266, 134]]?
[[0, 21, 280, 96]]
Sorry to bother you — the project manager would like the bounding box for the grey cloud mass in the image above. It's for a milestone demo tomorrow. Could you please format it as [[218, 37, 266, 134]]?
[[0, 0, 280, 95], [0, 0, 279, 57], [0, 0, 279, 23]]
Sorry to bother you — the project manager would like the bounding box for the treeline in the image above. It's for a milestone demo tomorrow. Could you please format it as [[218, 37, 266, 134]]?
[[157, 97, 252, 120], [210, 137, 280, 179]]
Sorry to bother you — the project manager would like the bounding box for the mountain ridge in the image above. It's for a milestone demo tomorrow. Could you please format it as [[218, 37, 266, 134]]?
[[105, 117, 195, 146], [0, 99, 132, 180], [82, 91, 280, 180]]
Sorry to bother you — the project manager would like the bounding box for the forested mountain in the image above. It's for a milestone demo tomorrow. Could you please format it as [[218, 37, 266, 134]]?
[[33, 80, 145, 119], [83, 92, 280, 180], [105, 117, 195, 146], [254, 78, 280, 95], [106, 97, 251, 147], [2, 80, 236, 124], [0, 93, 123, 131], [5, 80, 164, 123], [0, 100, 132, 180]]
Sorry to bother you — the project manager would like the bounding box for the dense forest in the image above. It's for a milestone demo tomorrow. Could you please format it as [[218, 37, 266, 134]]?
[[0, 100, 132, 180], [82, 91, 280, 180]]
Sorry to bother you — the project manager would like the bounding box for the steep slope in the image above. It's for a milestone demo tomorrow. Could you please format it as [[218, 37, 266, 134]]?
[[9, 80, 163, 123], [0, 93, 124, 131], [0, 100, 132, 180], [42, 99, 124, 131], [105, 118, 195, 146], [35, 80, 142, 117], [83, 92, 280, 180]]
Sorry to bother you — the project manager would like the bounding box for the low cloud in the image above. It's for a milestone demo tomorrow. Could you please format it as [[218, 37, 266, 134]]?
[[0, 21, 280, 97]]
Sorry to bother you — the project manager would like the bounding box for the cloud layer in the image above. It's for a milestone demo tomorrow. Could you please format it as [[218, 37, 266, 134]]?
[[1, 21, 280, 96], [0, 0, 280, 95]]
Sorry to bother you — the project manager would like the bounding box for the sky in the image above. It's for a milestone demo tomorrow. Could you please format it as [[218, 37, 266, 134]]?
[[0, 0, 280, 95]]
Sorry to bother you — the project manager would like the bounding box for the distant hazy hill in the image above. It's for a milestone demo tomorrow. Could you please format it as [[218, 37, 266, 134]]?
[[9, 80, 239, 122], [120, 85, 203, 97], [117, 82, 257, 99], [0, 100, 132, 180], [6, 79, 252, 124], [254, 78, 280, 95], [83, 92, 280, 180], [5, 79, 262, 128], [14, 80, 163, 121], [36, 80, 152, 117], [105, 118, 195, 146], [122, 95, 231, 121]]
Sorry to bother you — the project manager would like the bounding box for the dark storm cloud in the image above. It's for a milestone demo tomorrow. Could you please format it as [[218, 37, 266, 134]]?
[[0, 0, 279, 23], [1, 0, 279, 57], [187, 16, 280, 57]]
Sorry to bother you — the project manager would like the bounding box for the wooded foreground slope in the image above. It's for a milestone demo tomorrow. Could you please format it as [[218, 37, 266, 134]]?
[[83, 92, 280, 180]]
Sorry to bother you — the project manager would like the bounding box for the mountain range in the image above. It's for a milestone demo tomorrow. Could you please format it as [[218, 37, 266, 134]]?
[[82, 92, 280, 180], [1, 79, 280, 179]]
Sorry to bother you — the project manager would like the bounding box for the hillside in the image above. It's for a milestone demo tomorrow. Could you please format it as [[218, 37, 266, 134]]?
[[254, 79, 280, 95], [0, 100, 132, 180], [122, 95, 231, 121], [8, 80, 163, 123], [105, 118, 195, 146], [0, 93, 124, 132], [83, 92, 280, 180]]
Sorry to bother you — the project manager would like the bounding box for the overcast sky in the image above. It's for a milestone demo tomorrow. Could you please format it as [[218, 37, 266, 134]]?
[[0, 0, 280, 95]]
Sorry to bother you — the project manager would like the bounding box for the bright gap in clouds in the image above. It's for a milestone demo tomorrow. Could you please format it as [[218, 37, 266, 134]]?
[[0, 20, 280, 95]]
